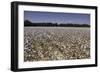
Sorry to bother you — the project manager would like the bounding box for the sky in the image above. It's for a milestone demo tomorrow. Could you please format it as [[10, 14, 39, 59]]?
[[24, 11, 90, 24]]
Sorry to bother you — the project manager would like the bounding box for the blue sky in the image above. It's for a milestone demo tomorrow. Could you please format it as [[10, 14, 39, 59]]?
[[24, 11, 90, 24]]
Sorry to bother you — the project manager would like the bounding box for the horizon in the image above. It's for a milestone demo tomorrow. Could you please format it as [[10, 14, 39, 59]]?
[[24, 20, 89, 25]]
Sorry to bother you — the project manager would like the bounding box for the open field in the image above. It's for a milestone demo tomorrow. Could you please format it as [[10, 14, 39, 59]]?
[[24, 27, 90, 62]]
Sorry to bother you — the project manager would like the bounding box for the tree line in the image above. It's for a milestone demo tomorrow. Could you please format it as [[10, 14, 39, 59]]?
[[24, 20, 90, 27]]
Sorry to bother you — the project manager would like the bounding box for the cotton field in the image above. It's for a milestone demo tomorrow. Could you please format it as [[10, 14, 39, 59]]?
[[24, 27, 90, 62]]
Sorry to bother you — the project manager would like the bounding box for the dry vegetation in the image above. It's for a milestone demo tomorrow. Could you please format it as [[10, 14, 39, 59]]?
[[24, 27, 90, 62]]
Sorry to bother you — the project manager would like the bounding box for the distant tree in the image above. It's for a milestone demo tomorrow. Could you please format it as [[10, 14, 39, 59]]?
[[24, 20, 33, 26], [24, 20, 90, 27]]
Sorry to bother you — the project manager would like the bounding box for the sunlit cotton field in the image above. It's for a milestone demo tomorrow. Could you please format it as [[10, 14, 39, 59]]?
[[24, 27, 90, 62]]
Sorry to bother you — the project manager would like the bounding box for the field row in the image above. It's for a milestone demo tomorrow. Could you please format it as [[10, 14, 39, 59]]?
[[24, 27, 90, 62]]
